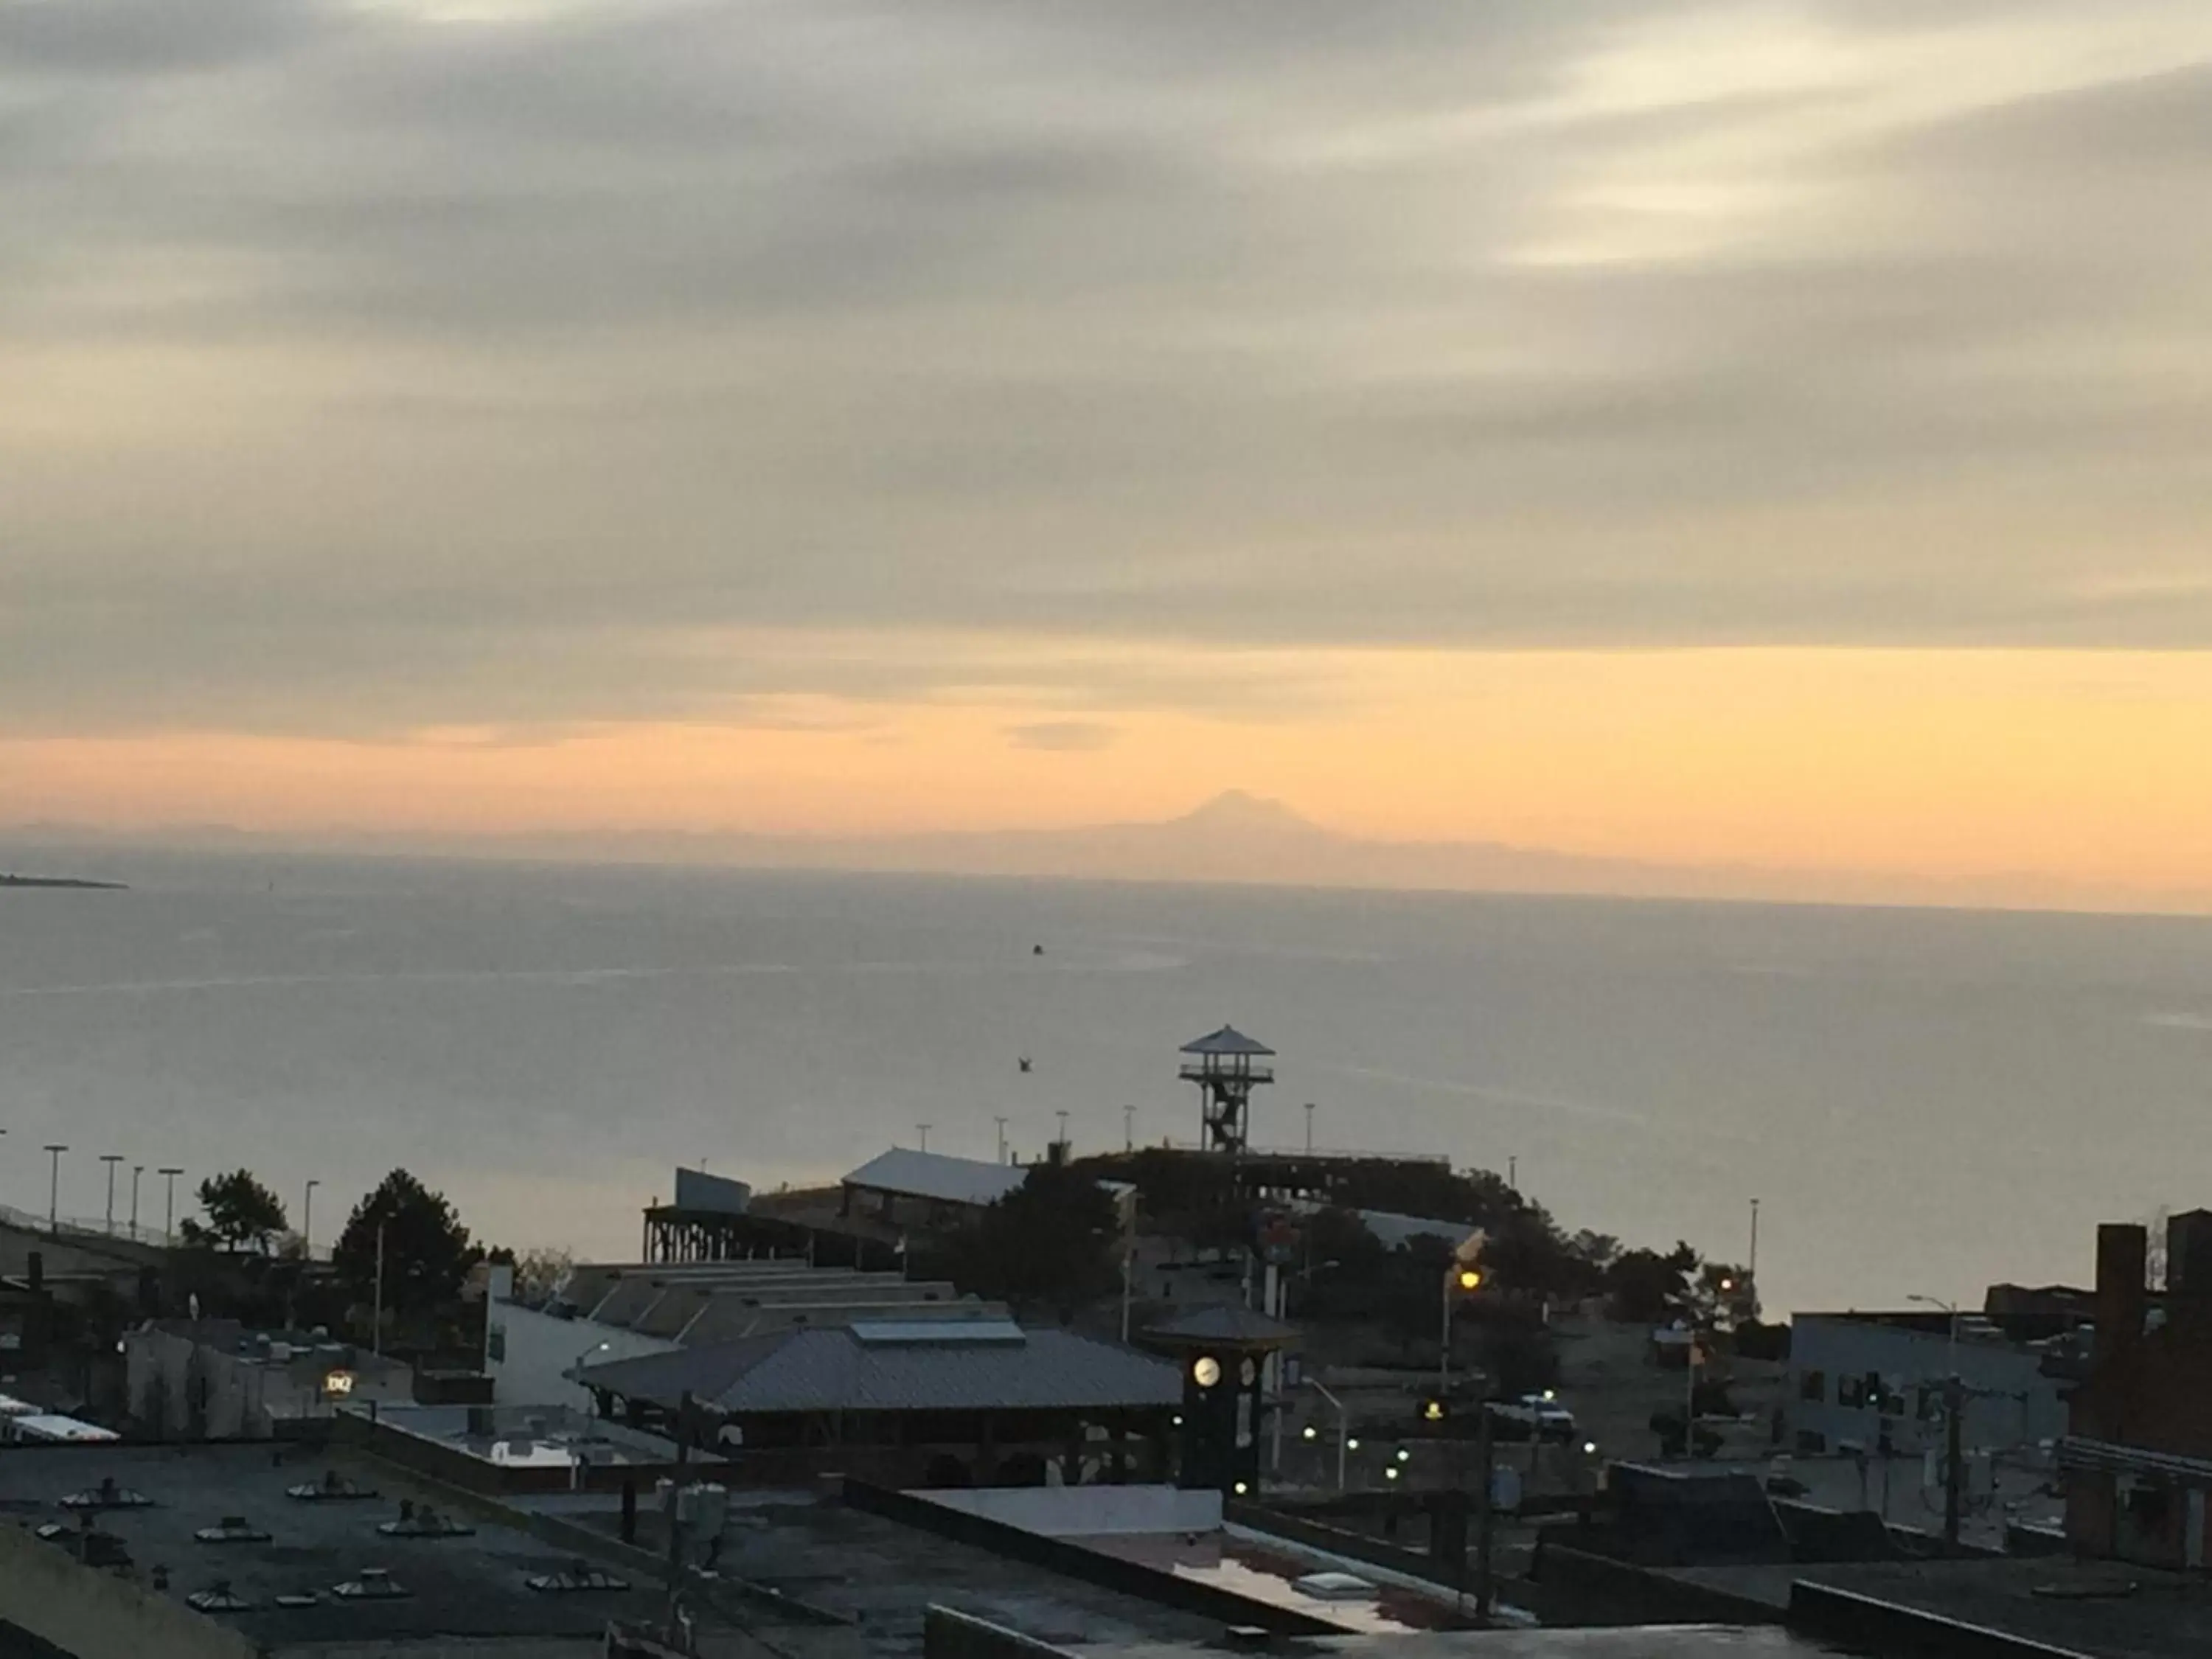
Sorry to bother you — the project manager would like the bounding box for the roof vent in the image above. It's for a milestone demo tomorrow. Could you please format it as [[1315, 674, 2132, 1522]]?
[[187, 1579, 255, 1613], [288, 1471, 379, 1502], [60, 1476, 153, 1510], [527, 1559, 633, 1593], [379, 1500, 475, 1538], [194, 1516, 273, 1544], [274, 1591, 321, 1609], [333, 1567, 410, 1601]]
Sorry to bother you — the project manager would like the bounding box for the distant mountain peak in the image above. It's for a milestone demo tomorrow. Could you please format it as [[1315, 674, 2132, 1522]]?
[[1169, 790, 1330, 838]]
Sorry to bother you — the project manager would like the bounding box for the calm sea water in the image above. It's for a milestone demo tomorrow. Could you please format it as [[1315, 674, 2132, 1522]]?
[[4, 846, 2209, 1315]]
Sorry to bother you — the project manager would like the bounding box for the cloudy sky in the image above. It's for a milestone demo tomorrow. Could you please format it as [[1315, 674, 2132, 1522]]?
[[7, 0, 2212, 890]]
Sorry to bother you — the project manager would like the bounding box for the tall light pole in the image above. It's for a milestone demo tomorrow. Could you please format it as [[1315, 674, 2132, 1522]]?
[[994, 1116, 1009, 1164], [372, 1220, 386, 1357], [915, 1124, 931, 1153], [42, 1146, 66, 1236], [1124, 1104, 1135, 1152], [100, 1155, 123, 1234], [303, 1179, 320, 1256], [1055, 1109, 1070, 1152], [1441, 1262, 1482, 1392], [1907, 1293, 1961, 1380], [1304, 1102, 1315, 1153], [158, 1168, 184, 1245], [1748, 1197, 1761, 1288], [130, 1165, 144, 1237]]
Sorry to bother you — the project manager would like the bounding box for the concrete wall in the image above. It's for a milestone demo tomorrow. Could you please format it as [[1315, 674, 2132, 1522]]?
[[918, 1485, 1220, 1537], [1787, 1316, 2064, 1457], [485, 1298, 678, 1411], [0, 1520, 257, 1659]]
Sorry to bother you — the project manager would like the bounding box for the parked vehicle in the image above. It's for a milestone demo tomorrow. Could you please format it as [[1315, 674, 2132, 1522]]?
[[1490, 1391, 1576, 1442]]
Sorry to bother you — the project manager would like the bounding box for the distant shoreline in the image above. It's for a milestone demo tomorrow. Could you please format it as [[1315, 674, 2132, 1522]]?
[[0, 874, 127, 891]]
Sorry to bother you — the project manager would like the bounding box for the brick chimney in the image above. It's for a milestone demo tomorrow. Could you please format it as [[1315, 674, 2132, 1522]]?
[[2095, 1222, 2148, 1365]]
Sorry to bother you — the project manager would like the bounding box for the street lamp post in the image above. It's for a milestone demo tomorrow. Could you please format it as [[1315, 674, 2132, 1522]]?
[[304, 1179, 320, 1256], [1306, 1377, 1351, 1491], [372, 1221, 386, 1357], [100, 1155, 123, 1235], [42, 1146, 66, 1236], [158, 1168, 184, 1246], [1441, 1262, 1483, 1393], [1907, 1293, 1961, 1380], [129, 1165, 144, 1238], [993, 1116, 1008, 1164], [915, 1124, 931, 1154], [1304, 1102, 1315, 1153]]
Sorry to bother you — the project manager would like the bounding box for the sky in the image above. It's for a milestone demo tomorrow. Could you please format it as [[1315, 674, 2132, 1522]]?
[[7, 0, 2212, 896]]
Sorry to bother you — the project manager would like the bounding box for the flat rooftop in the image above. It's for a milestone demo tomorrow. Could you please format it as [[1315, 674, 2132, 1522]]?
[[0, 1441, 671, 1648], [1795, 1556, 2212, 1659], [1665, 1554, 2212, 1659], [1091, 1634, 1837, 1658], [553, 1488, 1232, 1659]]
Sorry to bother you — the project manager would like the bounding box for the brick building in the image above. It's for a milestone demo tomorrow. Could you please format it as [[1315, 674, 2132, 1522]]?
[[2062, 1220, 2212, 1570]]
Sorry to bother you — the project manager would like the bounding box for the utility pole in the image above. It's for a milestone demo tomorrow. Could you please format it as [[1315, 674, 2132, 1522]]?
[[129, 1165, 144, 1237], [1748, 1197, 1761, 1287], [1472, 1403, 1498, 1626], [994, 1116, 1008, 1164], [100, 1154, 123, 1234], [43, 1146, 66, 1236], [1304, 1102, 1315, 1153], [1943, 1376, 1964, 1552], [304, 1179, 320, 1256], [1124, 1104, 1135, 1152], [1055, 1109, 1069, 1151], [667, 1391, 694, 1635], [372, 1221, 386, 1357], [159, 1167, 183, 1245], [1508, 1155, 1517, 1190], [915, 1124, 931, 1154]]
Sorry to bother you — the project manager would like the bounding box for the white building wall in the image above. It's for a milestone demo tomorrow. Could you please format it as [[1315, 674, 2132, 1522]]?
[[487, 1297, 678, 1411], [1786, 1314, 2066, 1457]]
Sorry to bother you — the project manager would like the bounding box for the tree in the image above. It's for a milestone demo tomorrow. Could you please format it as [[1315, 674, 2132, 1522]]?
[[333, 1169, 480, 1320], [1605, 1241, 1700, 1324], [948, 1161, 1121, 1318], [506, 1245, 574, 1307], [181, 1169, 288, 1253]]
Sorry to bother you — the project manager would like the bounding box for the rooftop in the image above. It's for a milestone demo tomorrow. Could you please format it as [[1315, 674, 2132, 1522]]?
[[580, 1321, 1182, 1416], [843, 1147, 1029, 1209], [0, 1441, 670, 1648], [1668, 1555, 2212, 1659], [1144, 1304, 1300, 1349], [1180, 1024, 1276, 1058]]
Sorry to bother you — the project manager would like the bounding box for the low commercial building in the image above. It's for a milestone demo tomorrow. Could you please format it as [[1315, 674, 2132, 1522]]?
[[485, 1254, 1004, 1409], [124, 1321, 413, 1439], [841, 1147, 1031, 1230], [1786, 1309, 2071, 1458], [578, 1315, 1182, 1487]]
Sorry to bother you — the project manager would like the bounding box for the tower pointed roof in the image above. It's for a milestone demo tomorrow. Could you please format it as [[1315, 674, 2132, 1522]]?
[[1180, 1025, 1275, 1058]]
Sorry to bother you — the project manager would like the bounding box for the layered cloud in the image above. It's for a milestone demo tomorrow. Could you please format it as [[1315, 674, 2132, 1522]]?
[[7, 0, 2212, 742]]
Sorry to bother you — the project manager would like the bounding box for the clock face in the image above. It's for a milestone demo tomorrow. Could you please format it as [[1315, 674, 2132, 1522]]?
[[1239, 1357, 1258, 1387], [1192, 1355, 1222, 1388]]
